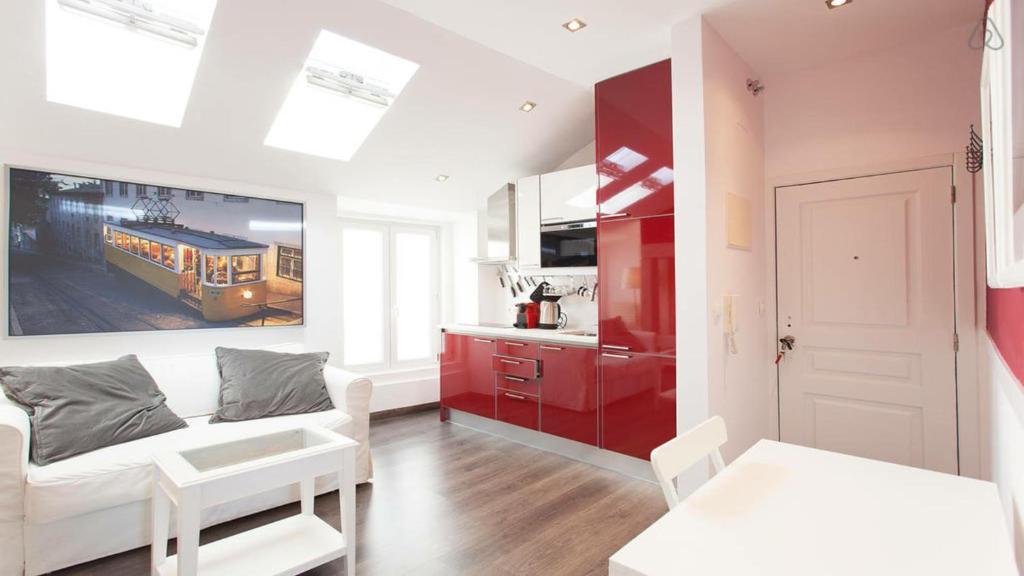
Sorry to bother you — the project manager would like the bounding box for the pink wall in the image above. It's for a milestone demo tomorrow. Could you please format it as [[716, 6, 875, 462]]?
[[764, 23, 982, 180]]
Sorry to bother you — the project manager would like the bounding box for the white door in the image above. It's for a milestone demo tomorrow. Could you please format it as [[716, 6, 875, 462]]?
[[540, 164, 598, 224], [776, 167, 958, 474]]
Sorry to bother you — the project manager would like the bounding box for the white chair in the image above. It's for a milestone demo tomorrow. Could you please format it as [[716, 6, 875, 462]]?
[[650, 415, 728, 509]]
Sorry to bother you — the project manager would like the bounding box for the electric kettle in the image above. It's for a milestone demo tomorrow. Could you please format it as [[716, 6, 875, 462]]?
[[538, 300, 567, 330]]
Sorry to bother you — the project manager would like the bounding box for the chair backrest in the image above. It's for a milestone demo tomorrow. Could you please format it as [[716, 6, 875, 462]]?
[[650, 415, 728, 509]]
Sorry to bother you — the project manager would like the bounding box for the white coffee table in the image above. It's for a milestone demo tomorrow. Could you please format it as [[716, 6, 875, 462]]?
[[150, 426, 358, 576]]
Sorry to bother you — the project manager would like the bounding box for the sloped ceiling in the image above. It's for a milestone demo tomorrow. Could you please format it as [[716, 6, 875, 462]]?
[[0, 0, 594, 210]]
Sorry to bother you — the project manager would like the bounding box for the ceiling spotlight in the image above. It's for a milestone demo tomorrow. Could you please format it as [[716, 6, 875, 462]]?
[[519, 101, 537, 112], [562, 18, 587, 32], [825, 0, 852, 9], [436, 174, 450, 183]]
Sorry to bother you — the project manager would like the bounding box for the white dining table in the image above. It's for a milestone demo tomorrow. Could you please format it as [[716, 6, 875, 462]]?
[[609, 440, 1017, 576]]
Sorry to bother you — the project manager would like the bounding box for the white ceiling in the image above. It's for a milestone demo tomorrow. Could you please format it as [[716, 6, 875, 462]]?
[[376, 0, 733, 87], [705, 0, 983, 79], [0, 0, 594, 210]]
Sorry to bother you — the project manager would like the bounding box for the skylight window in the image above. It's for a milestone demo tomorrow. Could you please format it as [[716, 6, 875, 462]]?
[[45, 0, 217, 127], [264, 30, 419, 161]]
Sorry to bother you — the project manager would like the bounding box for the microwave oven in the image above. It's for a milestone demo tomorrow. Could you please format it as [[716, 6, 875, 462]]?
[[540, 220, 597, 268]]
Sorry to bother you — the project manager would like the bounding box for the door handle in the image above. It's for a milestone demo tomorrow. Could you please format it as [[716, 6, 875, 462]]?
[[602, 353, 631, 359], [601, 212, 630, 219], [474, 338, 494, 343], [539, 345, 563, 351], [603, 344, 630, 351], [504, 392, 528, 400], [779, 335, 796, 351]]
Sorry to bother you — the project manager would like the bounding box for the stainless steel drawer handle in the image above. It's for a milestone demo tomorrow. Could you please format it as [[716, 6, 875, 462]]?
[[539, 345, 564, 351], [602, 353, 631, 359], [500, 359, 521, 365], [603, 344, 630, 351], [504, 392, 528, 400], [504, 376, 527, 382], [506, 342, 527, 347], [602, 212, 630, 219], [474, 338, 494, 343]]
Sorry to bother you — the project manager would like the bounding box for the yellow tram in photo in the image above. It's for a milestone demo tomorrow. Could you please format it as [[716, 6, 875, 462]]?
[[103, 222, 269, 322]]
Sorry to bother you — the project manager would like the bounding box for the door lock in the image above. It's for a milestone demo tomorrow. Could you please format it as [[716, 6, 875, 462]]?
[[780, 335, 796, 350]]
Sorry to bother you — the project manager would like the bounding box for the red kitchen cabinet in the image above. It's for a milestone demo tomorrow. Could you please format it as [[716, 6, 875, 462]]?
[[496, 388, 540, 430], [595, 59, 674, 220], [597, 214, 675, 356], [440, 333, 496, 420], [599, 352, 676, 460], [539, 344, 598, 446]]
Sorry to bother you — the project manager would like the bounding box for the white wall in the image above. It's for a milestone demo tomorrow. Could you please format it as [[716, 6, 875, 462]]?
[[0, 148, 342, 366], [983, 335, 1024, 568], [699, 22, 772, 463], [764, 22, 982, 180], [671, 15, 713, 495]]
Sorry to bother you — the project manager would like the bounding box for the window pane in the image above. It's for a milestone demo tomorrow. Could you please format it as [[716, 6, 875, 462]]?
[[129, 235, 139, 255], [139, 238, 150, 259], [163, 245, 176, 270], [394, 231, 434, 361], [149, 242, 161, 262], [232, 254, 260, 284], [342, 227, 385, 366]]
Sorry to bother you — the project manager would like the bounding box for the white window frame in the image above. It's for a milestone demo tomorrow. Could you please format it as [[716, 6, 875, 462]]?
[[340, 219, 441, 372]]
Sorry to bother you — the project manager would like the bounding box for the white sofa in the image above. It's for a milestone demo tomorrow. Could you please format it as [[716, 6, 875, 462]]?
[[0, 343, 372, 576]]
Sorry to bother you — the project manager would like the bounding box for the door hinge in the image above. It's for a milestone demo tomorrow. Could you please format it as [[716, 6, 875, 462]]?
[[951, 185, 957, 204], [953, 332, 960, 352]]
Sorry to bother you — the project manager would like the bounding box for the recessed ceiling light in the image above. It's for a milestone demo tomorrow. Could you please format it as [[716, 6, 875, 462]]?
[[562, 18, 587, 32], [436, 174, 450, 183], [519, 101, 537, 112], [825, 0, 852, 9]]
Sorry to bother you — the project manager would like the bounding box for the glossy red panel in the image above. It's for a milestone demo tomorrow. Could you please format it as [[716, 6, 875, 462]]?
[[597, 214, 675, 356], [595, 59, 674, 219], [491, 354, 541, 379], [599, 352, 676, 460], [440, 333, 496, 420], [497, 339, 540, 359], [496, 388, 539, 430], [539, 344, 598, 446]]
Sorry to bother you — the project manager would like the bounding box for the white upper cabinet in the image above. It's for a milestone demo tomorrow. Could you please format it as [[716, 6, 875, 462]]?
[[540, 164, 598, 225], [516, 175, 541, 268]]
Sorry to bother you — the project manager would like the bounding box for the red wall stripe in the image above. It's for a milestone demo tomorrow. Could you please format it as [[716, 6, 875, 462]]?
[[989, 287, 1024, 384]]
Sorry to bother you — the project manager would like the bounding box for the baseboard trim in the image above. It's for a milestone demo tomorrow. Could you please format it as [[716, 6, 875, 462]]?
[[371, 402, 440, 421], [447, 409, 656, 483]]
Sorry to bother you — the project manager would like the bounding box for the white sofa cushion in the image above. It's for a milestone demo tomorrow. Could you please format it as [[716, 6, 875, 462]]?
[[24, 408, 352, 524]]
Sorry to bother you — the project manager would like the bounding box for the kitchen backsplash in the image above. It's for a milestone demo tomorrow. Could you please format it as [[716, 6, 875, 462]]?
[[477, 267, 598, 331]]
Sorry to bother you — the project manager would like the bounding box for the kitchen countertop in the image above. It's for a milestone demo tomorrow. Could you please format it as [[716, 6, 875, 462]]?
[[440, 324, 598, 348]]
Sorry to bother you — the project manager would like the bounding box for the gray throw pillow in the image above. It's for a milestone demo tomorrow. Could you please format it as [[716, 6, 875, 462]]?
[[210, 347, 333, 423], [0, 355, 187, 466]]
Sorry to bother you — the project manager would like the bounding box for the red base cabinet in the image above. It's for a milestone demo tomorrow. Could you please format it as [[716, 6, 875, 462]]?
[[599, 352, 676, 460], [540, 344, 599, 446], [496, 388, 540, 430], [440, 333, 496, 420]]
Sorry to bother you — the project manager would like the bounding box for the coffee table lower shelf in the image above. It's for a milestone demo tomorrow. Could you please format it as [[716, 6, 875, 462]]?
[[154, 515, 346, 576]]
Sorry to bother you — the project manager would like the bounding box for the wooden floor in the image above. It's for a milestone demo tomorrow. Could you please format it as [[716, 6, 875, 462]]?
[[55, 409, 666, 576]]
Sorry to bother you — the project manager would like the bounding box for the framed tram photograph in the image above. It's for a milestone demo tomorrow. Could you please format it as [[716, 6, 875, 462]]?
[[5, 166, 305, 337]]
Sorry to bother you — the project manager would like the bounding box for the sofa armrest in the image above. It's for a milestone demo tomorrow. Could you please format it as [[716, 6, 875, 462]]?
[[323, 366, 373, 482], [0, 404, 29, 576]]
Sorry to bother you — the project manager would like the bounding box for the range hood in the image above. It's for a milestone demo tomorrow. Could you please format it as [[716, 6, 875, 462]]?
[[474, 183, 517, 264]]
